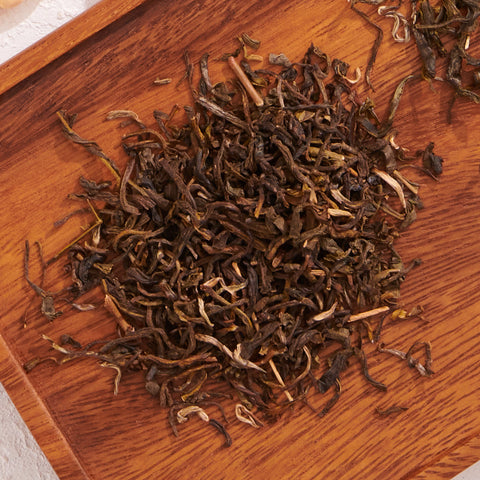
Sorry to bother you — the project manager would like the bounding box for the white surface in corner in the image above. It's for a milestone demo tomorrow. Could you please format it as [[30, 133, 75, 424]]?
[[0, 383, 59, 480], [452, 462, 480, 480], [0, 0, 101, 64]]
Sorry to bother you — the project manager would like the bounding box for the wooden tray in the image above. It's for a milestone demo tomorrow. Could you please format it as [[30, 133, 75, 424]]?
[[1, 1, 480, 478]]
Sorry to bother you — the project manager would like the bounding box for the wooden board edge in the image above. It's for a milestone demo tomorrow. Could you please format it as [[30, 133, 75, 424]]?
[[0, 334, 91, 480], [0, 0, 149, 97], [407, 433, 480, 479]]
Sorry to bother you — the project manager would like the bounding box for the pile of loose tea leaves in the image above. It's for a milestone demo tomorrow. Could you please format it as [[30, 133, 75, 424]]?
[[24, 43, 440, 444], [351, 0, 480, 118]]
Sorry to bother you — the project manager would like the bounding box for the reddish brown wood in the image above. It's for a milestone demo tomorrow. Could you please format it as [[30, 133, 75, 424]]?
[[412, 436, 480, 479], [0, 0, 148, 96], [1, 1, 480, 479], [0, 335, 89, 479]]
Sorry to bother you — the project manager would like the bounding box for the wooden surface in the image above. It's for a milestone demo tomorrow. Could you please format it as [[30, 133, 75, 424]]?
[[0, 0, 146, 96], [0, 335, 89, 479], [1, 0, 480, 479], [413, 436, 480, 479]]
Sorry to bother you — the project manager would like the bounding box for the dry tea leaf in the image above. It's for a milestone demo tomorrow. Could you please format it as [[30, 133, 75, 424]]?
[[24, 40, 442, 444]]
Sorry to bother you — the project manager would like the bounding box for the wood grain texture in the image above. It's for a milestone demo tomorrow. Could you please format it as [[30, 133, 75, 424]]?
[[412, 436, 480, 479], [0, 335, 89, 479], [0, 0, 147, 96], [1, 0, 480, 479]]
